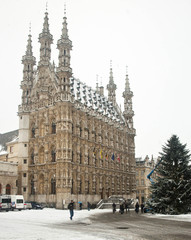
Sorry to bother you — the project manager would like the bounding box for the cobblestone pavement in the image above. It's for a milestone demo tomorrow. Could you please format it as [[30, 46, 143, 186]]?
[[57, 210, 191, 240]]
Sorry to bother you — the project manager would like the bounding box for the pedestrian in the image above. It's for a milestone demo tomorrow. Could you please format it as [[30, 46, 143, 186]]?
[[112, 202, 116, 213], [87, 202, 91, 211], [68, 200, 75, 220], [79, 202, 82, 210], [120, 202, 124, 214], [141, 203, 144, 213], [127, 201, 130, 212], [135, 202, 139, 214], [124, 200, 128, 214]]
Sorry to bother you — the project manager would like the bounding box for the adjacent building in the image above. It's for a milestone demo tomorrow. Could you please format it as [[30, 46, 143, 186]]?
[[0, 137, 18, 195], [135, 155, 158, 204]]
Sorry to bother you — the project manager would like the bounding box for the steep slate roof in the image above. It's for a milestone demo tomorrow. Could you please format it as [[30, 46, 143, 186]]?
[[71, 78, 125, 124]]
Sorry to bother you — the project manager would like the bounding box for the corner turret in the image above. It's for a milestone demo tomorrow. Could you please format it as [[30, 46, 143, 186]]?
[[21, 27, 36, 106], [123, 67, 134, 129], [56, 6, 72, 98], [107, 61, 117, 105], [38, 10, 53, 67]]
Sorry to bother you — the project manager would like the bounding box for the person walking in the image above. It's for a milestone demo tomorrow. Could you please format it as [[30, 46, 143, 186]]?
[[120, 202, 124, 214], [79, 202, 83, 210], [124, 200, 128, 214], [141, 203, 144, 213], [135, 202, 139, 214], [112, 202, 116, 213], [68, 200, 75, 220], [87, 202, 91, 211]]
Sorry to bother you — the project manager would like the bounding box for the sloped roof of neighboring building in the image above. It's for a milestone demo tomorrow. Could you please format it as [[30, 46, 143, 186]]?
[[0, 130, 18, 152]]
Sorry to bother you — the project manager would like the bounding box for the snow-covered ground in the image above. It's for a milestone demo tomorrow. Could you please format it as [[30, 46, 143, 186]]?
[[0, 208, 107, 240], [145, 212, 191, 222], [0, 208, 190, 240]]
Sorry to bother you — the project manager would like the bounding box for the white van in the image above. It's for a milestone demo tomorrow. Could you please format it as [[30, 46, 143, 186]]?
[[0, 195, 12, 212], [11, 195, 24, 211]]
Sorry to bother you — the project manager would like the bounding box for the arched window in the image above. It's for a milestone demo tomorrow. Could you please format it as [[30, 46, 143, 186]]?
[[71, 179, 74, 194], [30, 178, 35, 195], [79, 180, 82, 194], [72, 151, 74, 162], [52, 122, 56, 134], [80, 127, 82, 137], [51, 150, 56, 162], [31, 150, 34, 165], [51, 178, 56, 194], [87, 181, 90, 194], [80, 153, 82, 164], [6, 184, 11, 195]]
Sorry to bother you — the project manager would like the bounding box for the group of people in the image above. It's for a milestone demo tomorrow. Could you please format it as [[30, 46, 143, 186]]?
[[68, 199, 145, 220], [135, 202, 145, 214], [112, 200, 130, 214], [112, 201, 145, 214]]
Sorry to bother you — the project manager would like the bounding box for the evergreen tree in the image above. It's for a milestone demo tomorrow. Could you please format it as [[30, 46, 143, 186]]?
[[148, 135, 191, 214]]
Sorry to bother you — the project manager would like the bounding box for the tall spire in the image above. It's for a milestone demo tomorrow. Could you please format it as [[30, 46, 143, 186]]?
[[21, 26, 36, 105], [123, 67, 134, 128], [56, 5, 73, 97], [61, 4, 69, 39], [125, 66, 131, 92], [107, 60, 117, 105], [38, 8, 53, 66], [25, 25, 33, 57]]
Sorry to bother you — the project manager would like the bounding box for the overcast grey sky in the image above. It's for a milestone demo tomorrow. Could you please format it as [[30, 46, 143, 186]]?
[[0, 0, 191, 158]]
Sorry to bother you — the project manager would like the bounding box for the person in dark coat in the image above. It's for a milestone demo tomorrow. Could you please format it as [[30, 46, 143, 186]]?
[[141, 203, 144, 213], [68, 200, 75, 220], [124, 200, 128, 214], [79, 202, 82, 210], [87, 202, 91, 211], [120, 203, 124, 214], [135, 202, 139, 214], [112, 202, 116, 213]]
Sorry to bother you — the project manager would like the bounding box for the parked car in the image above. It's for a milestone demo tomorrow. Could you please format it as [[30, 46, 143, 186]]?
[[30, 201, 43, 210], [24, 201, 32, 210], [0, 195, 12, 212]]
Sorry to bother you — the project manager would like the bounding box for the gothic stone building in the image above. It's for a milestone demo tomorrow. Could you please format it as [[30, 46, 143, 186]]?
[[18, 10, 136, 208]]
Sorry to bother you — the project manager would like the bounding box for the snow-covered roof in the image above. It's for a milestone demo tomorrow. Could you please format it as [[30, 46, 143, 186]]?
[[0, 150, 8, 156], [71, 78, 125, 124], [7, 136, 19, 145]]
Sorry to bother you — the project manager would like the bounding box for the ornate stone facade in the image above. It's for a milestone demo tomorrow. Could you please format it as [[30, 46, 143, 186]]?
[[18, 10, 136, 208]]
